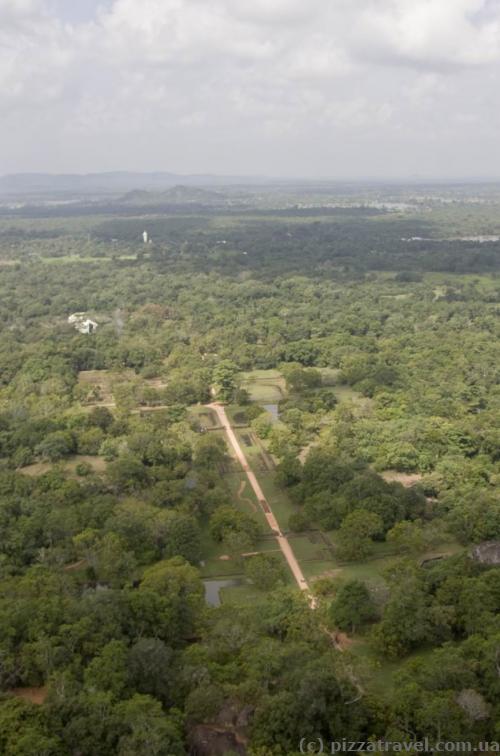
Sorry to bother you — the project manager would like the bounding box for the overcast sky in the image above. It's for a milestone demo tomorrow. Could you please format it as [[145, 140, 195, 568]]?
[[1, 0, 500, 179]]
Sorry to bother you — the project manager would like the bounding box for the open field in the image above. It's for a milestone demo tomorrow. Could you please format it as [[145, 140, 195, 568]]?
[[239, 369, 287, 403], [302, 560, 342, 581], [21, 454, 107, 478], [219, 583, 270, 606], [288, 532, 334, 562]]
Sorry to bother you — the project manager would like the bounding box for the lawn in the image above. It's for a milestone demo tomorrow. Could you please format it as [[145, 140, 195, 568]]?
[[224, 472, 268, 527], [287, 532, 333, 562], [239, 369, 287, 403], [349, 639, 438, 695], [333, 558, 394, 587], [252, 471, 300, 530], [300, 551, 394, 595], [199, 529, 244, 579], [302, 560, 341, 580], [220, 583, 269, 606], [21, 454, 107, 478]]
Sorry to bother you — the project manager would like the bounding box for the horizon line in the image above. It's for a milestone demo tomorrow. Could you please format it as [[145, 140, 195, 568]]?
[[3, 171, 500, 185]]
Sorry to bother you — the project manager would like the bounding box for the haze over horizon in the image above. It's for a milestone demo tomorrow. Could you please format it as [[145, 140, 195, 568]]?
[[2, 0, 500, 180]]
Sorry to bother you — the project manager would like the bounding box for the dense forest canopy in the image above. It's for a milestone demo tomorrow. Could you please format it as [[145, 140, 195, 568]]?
[[0, 184, 499, 754]]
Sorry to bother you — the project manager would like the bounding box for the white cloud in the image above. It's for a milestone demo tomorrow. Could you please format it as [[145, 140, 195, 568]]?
[[1, 0, 500, 177], [221, 0, 322, 26], [356, 0, 500, 69], [0, 0, 45, 29]]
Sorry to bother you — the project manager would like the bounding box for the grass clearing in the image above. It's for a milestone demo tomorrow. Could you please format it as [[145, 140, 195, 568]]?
[[287, 533, 332, 561], [253, 472, 299, 529], [334, 558, 394, 585], [220, 583, 268, 606], [66, 455, 107, 475], [199, 529, 244, 579], [225, 472, 268, 527], [240, 369, 286, 403], [302, 560, 341, 580], [349, 640, 438, 695], [20, 455, 107, 478], [20, 461, 53, 477]]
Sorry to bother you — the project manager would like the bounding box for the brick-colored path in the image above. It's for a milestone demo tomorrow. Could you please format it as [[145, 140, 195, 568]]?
[[208, 403, 310, 594]]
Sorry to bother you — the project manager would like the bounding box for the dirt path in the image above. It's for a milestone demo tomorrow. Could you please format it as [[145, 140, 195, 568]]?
[[207, 403, 310, 594], [236, 479, 257, 513]]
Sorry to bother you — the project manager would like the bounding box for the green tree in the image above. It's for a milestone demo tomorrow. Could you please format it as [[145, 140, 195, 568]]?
[[194, 434, 227, 468], [373, 575, 431, 658], [107, 455, 150, 492], [77, 427, 105, 454], [209, 506, 260, 545], [140, 557, 204, 642], [212, 360, 239, 402], [128, 638, 173, 704], [84, 640, 129, 698], [154, 510, 201, 564], [335, 510, 383, 561], [245, 554, 286, 591], [330, 580, 376, 633], [115, 695, 185, 756], [287, 510, 311, 533], [86, 405, 114, 431], [36, 431, 76, 462], [0, 698, 63, 756]]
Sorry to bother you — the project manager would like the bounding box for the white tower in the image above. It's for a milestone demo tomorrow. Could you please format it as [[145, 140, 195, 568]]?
[[143, 230, 148, 244]]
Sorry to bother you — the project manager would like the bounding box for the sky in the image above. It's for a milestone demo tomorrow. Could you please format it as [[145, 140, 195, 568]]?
[[1, 0, 500, 180]]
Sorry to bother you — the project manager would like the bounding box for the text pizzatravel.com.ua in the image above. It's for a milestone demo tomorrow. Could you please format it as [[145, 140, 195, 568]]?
[[299, 739, 500, 754]]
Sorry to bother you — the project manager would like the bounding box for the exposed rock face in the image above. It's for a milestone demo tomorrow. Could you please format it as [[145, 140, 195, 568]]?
[[189, 726, 247, 756], [471, 541, 500, 565], [188, 703, 253, 756], [456, 689, 490, 721]]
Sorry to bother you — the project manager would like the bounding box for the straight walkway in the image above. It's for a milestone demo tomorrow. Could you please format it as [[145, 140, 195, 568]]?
[[207, 403, 310, 594]]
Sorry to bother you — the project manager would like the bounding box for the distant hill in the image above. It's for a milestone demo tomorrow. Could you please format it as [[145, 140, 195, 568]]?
[[119, 185, 228, 206], [0, 172, 269, 197]]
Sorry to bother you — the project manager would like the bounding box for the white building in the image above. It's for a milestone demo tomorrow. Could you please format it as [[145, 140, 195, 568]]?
[[143, 230, 149, 244], [68, 313, 98, 334]]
